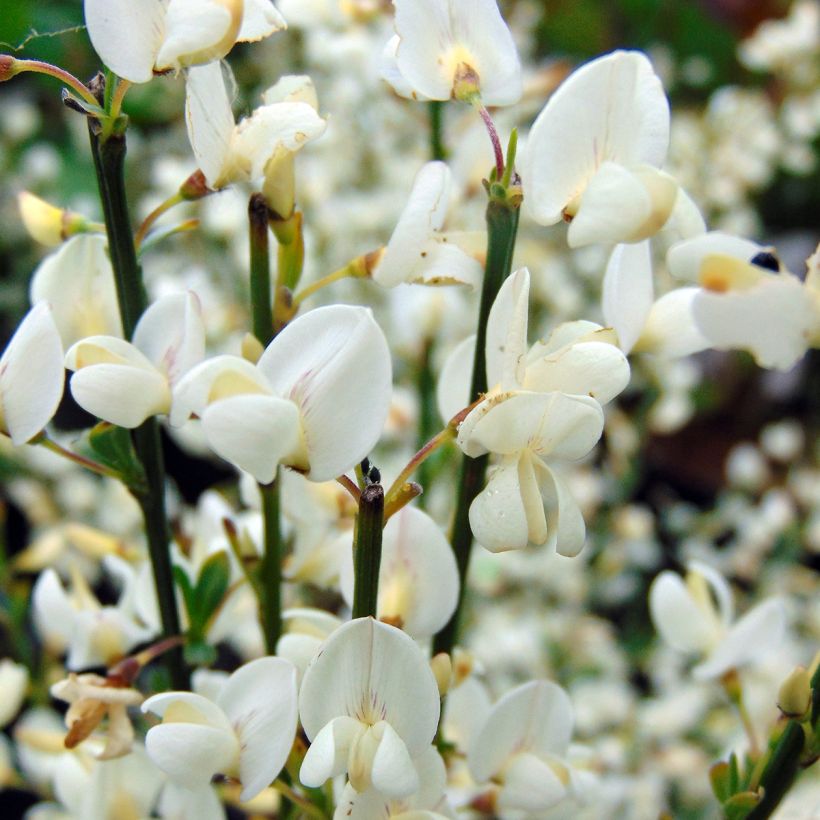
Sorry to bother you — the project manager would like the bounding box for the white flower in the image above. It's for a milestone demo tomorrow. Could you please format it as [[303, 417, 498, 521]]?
[[143, 656, 298, 801], [382, 0, 522, 106], [185, 62, 326, 192], [84, 0, 286, 83], [17, 192, 94, 247], [372, 161, 483, 288], [0, 302, 64, 446], [65, 291, 205, 428], [299, 618, 440, 798], [0, 659, 29, 727], [172, 304, 392, 484], [441, 269, 629, 555], [649, 561, 788, 680], [29, 235, 122, 347], [340, 505, 459, 640], [521, 50, 678, 247], [667, 232, 820, 370], [468, 680, 577, 813]]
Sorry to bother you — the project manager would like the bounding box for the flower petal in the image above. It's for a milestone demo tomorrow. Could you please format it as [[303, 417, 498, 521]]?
[[84, 0, 166, 83], [257, 306, 392, 481], [469, 455, 529, 552], [602, 241, 654, 353], [201, 393, 303, 484], [0, 303, 64, 445], [436, 335, 474, 423], [486, 267, 530, 390], [155, 0, 241, 72], [217, 657, 298, 801], [370, 721, 419, 798], [238, 0, 287, 42], [535, 463, 587, 557], [300, 715, 362, 788], [648, 571, 716, 654], [635, 288, 710, 357], [522, 50, 669, 226], [666, 232, 762, 282], [497, 752, 567, 812]]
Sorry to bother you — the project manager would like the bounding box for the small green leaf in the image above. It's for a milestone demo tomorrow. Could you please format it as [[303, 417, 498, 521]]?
[[710, 761, 732, 802], [83, 423, 147, 491], [729, 752, 740, 794], [172, 566, 195, 624], [192, 551, 231, 634], [724, 791, 760, 820]]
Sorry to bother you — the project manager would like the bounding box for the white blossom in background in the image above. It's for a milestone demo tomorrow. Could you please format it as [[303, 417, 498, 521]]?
[[65, 291, 205, 428], [649, 561, 788, 680], [0, 659, 29, 727], [440, 269, 629, 555], [667, 232, 820, 370], [275, 607, 343, 681], [372, 161, 484, 288], [142, 656, 298, 801], [0, 302, 64, 445], [185, 62, 326, 193], [468, 680, 580, 814], [29, 235, 122, 346], [84, 0, 286, 83], [172, 305, 392, 484], [17, 192, 95, 247], [521, 50, 681, 248], [382, 0, 522, 105], [340, 505, 459, 640], [299, 618, 440, 798]]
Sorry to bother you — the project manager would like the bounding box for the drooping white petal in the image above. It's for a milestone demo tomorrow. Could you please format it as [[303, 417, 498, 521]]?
[[436, 335, 474, 423], [375, 162, 452, 288], [486, 267, 530, 390], [635, 288, 710, 357], [602, 241, 654, 353], [666, 232, 762, 282], [442, 677, 492, 754], [132, 292, 205, 384], [692, 273, 818, 370], [155, 0, 241, 73], [69, 363, 170, 428], [257, 306, 392, 481], [201, 393, 303, 484], [217, 657, 298, 801], [238, 0, 287, 42], [469, 455, 530, 552], [648, 571, 717, 654], [694, 598, 788, 681], [468, 680, 573, 784], [300, 715, 363, 788], [370, 721, 419, 798], [299, 618, 440, 756], [535, 462, 587, 557], [567, 163, 677, 248], [84, 0, 166, 83], [0, 302, 64, 445], [29, 235, 122, 346], [497, 752, 567, 812], [522, 50, 670, 226], [185, 62, 237, 188]]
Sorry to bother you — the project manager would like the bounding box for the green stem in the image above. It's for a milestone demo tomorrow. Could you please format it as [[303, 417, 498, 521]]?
[[249, 193, 273, 346], [352, 485, 385, 619], [428, 100, 446, 161], [415, 339, 437, 509], [258, 478, 283, 653], [432, 193, 520, 657], [88, 116, 185, 689], [37, 435, 123, 481], [747, 721, 806, 819]]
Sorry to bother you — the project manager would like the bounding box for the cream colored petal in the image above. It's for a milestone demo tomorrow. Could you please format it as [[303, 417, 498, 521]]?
[[602, 241, 654, 354], [238, 0, 287, 42], [469, 455, 530, 552]]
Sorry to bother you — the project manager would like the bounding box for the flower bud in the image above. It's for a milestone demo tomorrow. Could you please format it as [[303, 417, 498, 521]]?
[[179, 169, 212, 201], [18, 192, 89, 246], [0, 55, 17, 82], [430, 652, 452, 696], [778, 666, 812, 718]]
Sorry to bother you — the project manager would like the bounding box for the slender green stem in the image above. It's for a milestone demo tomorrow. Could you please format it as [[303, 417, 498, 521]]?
[[88, 114, 185, 689], [475, 102, 504, 180], [9, 58, 99, 108], [258, 478, 283, 652], [432, 192, 521, 657], [249, 193, 274, 346], [37, 435, 123, 481], [135, 191, 184, 249], [386, 425, 455, 507], [291, 255, 371, 309], [428, 101, 446, 161], [415, 340, 437, 509], [747, 721, 805, 819], [352, 485, 385, 619]]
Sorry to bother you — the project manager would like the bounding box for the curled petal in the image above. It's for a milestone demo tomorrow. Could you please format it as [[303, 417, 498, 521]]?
[[300, 715, 362, 788], [535, 462, 587, 557]]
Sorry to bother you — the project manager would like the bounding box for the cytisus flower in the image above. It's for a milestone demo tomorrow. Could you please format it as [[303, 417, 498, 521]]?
[[382, 0, 522, 105], [522, 50, 680, 247], [649, 561, 788, 680], [185, 62, 326, 193], [0, 302, 64, 446], [371, 161, 483, 288], [84, 0, 286, 83], [299, 618, 440, 798], [667, 232, 820, 370], [142, 656, 298, 801], [171, 305, 392, 484], [65, 292, 205, 428]]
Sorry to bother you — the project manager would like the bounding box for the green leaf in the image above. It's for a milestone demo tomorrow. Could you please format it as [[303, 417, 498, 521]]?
[[192, 551, 231, 634], [83, 422, 147, 491], [724, 791, 760, 820], [172, 565, 195, 624], [710, 761, 733, 803]]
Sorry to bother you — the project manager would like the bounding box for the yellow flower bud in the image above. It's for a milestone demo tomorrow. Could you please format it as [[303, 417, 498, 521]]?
[[17, 192, 88, 246], [430, 652, 452, 696], [778, 666, 812, 718]]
